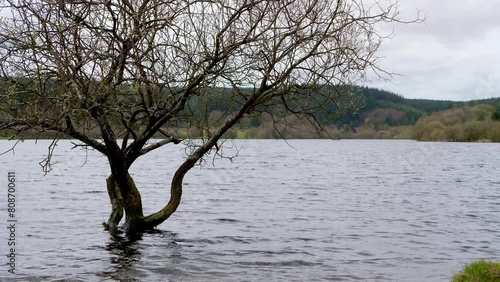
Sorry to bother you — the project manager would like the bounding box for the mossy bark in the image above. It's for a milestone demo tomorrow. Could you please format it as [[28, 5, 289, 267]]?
[[143, 167, 185, 229], [103, 175, 124, 231], [103, 172, 146, 235], [121, 172, 145, 234]]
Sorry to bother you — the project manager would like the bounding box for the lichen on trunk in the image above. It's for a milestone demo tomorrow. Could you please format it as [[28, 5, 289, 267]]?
[[121, 172, 145, 234], [103, 171, 146, 235], [103, 175, 124, 231]]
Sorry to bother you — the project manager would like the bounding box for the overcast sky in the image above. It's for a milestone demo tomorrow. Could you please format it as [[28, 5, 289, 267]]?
[[367, 0, 500, 101]]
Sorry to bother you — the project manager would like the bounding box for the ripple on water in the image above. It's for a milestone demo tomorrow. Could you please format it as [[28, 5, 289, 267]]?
[[2, 140, 500, 281]]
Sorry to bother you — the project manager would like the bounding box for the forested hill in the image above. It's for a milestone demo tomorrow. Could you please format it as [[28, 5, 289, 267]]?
[[2, 82, 500, 140], [182, 86, 500, 140], [190, 86, 500, 130], [337, 87, 500, 129]]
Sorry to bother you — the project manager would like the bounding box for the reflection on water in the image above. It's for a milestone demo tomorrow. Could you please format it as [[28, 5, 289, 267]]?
[[100, 230, 180, 282], [0, 140, 499, 281], [102, 232, 143, 281]]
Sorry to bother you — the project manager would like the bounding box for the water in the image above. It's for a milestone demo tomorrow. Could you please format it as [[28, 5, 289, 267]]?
[[0, 139, 499, 281]]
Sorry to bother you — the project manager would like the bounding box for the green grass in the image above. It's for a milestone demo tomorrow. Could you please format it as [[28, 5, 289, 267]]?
[[235, 129, 249, 139], [452, 261, 500, 282]]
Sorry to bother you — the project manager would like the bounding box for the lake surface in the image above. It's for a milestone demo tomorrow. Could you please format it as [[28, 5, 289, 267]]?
[[0, 139, 499, 281]]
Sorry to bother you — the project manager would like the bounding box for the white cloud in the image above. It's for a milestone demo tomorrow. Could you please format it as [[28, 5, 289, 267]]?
[[367, 0, 500, 101]]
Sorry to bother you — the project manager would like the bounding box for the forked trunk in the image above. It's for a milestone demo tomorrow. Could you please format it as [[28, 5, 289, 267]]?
[[121, 172, 145, 233], [142, 168, 184, 229], [104, 171, 146, 234], [123, 105, 250, 231], [103, 175, 123, 231]]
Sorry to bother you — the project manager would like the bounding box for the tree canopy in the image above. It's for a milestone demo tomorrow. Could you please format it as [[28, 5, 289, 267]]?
[[0, 0, 416, 234]]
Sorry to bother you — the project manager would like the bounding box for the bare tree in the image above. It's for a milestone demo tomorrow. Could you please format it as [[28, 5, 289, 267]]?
[[0, 0, 417, 234]]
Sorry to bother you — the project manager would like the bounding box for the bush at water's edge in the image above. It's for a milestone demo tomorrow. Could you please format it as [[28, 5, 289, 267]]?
[[452, 260, 500, 282]]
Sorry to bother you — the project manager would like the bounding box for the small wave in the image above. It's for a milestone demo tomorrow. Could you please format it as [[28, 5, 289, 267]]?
[[237, 260, 320, 267], [357, 251, 375, 257], [177, 236, 256, 245], [214, 235, 255, 244], [292, 237, 315, 242], [1, 275, 52, 282], [214, 218, 241, 223], [326, 274, 365, 281]]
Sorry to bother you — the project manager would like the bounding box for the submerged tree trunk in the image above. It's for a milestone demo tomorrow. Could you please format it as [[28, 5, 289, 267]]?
[[102, 165, 185, 234], [103, 171, 146, 235], [120, 172, 145, 234], [142, 161, 188, 229], [103, 175, 124, 231]]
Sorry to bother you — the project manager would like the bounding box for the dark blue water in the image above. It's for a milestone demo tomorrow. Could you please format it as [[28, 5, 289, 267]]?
[[1, 139, 499, 281]]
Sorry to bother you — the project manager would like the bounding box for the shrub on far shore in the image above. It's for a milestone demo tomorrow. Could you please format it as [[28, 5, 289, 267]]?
[[452, 260, 500, 282]]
